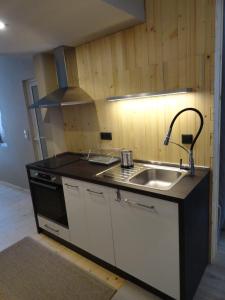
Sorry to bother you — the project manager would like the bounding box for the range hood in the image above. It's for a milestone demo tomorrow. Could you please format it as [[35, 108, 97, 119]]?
[[30, 46, 93, 108]]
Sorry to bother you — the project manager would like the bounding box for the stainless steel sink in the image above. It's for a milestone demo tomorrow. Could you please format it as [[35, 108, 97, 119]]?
[[129, 168, 185, 190], [96, 163, 187, 191]]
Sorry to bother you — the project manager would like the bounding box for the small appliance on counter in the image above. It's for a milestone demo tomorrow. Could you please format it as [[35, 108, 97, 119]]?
[[120, 149, 134, 168]]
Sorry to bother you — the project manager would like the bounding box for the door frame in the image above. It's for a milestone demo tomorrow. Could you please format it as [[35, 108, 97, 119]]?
[[23, 79, 44, 161], [211, 0, 224, 260]]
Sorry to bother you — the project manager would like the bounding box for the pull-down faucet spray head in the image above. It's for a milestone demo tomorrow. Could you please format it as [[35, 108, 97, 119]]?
[[163, 128, 172, 145], [163, 107, 204, 176]]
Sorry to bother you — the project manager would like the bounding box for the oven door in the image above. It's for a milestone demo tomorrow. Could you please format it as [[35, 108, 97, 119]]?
[[30, 179, 68, 228]]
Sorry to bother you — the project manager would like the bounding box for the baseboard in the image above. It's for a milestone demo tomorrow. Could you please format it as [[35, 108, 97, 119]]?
[[0, 180, 30, 193]]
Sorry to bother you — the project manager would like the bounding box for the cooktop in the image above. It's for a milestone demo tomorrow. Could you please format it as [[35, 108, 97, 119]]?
[[35, 153, 81, 169]]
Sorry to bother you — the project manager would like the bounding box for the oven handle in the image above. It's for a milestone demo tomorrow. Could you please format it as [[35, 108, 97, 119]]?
[[30, 180, 58, 191]]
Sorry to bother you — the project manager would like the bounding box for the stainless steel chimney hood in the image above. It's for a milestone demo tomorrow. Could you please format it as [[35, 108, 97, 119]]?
[[29, 46, 93, 109]]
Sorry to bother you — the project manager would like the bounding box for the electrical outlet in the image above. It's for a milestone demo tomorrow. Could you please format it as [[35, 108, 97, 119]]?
[[100, 132, 112, 140], [182, 134, 193, 144]]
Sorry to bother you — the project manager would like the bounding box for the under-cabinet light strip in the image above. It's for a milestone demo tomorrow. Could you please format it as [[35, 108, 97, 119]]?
[[106, 88, 193, 102]]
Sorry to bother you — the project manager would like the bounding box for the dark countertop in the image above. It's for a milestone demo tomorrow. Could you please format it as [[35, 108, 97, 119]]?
[[26, 153, 210, 202]]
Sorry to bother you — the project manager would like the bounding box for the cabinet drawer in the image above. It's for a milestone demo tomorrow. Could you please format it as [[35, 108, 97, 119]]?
[[38, 215, 70, 242]]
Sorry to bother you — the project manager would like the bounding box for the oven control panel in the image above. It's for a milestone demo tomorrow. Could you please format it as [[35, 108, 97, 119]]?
[[29, 169, 61, 185]]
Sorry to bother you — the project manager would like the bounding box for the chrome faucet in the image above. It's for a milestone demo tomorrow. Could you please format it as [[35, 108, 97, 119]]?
[[163, 108, 204, 176]]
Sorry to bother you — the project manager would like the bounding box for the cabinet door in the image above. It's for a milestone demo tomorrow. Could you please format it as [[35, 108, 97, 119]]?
[[83, 182, 115, 265], [111, 190, 180, 300], [62, 178, 89, 251]]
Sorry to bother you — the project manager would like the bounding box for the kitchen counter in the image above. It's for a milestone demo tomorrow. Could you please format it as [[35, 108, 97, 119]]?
[[27, 152, 210, 202], [27, 152, 210, 300]]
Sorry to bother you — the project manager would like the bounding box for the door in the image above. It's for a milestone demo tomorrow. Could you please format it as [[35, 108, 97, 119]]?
[[24, 79, 48, 160], [83, 182, 115, 265], [218, 0, 225, 241], [110, 190, 180, 299]]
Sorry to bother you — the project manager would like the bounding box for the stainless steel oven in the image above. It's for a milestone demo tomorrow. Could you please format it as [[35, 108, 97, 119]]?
[[29, 169, 68, 228]]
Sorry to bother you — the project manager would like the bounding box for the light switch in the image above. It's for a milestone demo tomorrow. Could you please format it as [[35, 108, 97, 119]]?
[[24, 129, 30, 140]]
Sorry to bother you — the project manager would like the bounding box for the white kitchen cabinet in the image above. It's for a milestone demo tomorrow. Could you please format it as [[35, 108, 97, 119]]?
[[83, 182, 115, 265], [110, 190, 180, 300], [63, 177, 180, 298], [62, 178, 89, 251], [63, 178, 115, 265]]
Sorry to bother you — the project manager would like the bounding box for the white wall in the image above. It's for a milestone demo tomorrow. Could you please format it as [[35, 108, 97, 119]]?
[[103, 0, 145, 21], [0, 55, 35, 188]]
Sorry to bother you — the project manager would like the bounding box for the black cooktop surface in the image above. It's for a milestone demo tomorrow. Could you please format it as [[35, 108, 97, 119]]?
[[35, 153, 81, 169]]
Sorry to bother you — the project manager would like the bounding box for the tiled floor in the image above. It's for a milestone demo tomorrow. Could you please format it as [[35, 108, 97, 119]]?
[[193, 232, 225, 300], [1, 181, 225, 299], [0, 181, 36, 251], [0, 181, 124, 291]]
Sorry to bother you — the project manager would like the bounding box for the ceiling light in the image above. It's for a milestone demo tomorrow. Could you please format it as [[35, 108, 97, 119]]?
[[106, 88, 193, 102], [0, 21, 6, 30]]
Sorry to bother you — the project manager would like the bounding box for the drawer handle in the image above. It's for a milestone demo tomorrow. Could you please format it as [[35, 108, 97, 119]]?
[[44, 224, 59, 233], [65, 183, 79, 189], [86, 189, 103, 195], [115, 189, 122, 202], [124, 198, 157, 213]]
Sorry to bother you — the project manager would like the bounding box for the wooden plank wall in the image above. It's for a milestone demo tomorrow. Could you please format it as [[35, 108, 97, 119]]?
[[63, 0, 215, 166]]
